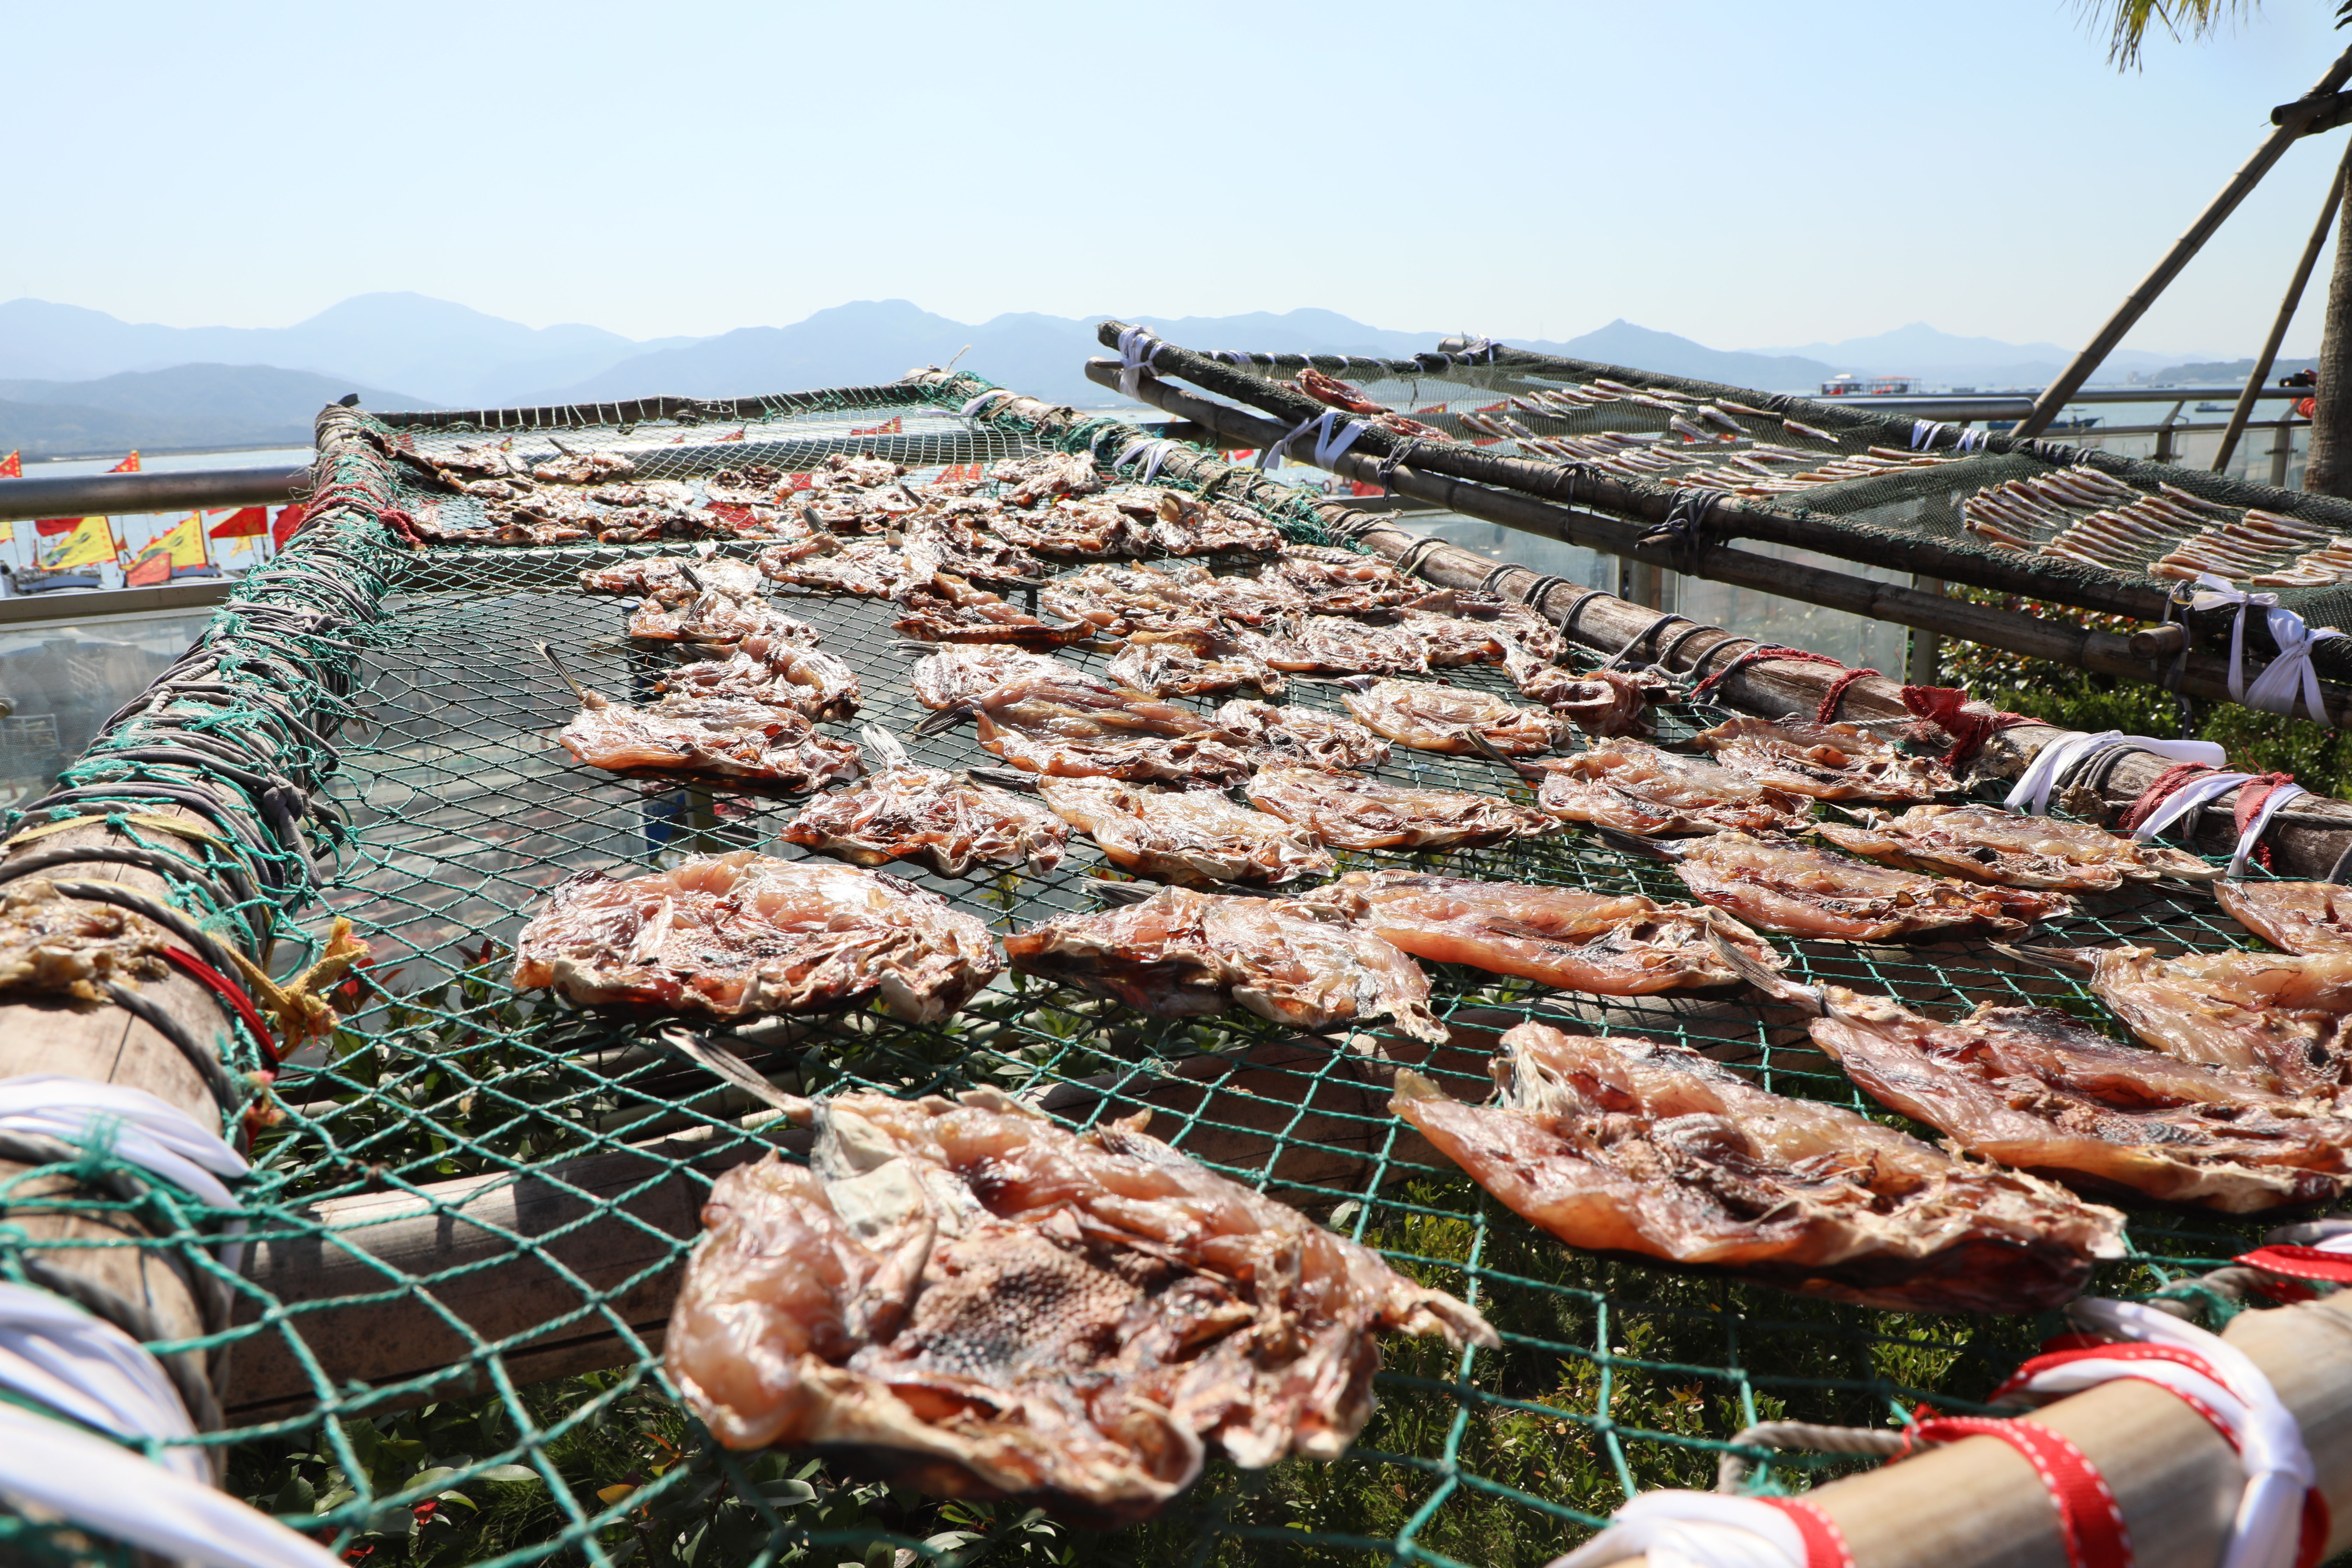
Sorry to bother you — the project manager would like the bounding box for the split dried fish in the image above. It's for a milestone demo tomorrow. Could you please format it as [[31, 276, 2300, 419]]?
[[1041, 562, 1212, 638], [2217, 880, 2352, 953], [965, 673, 1255, 786], [665, 1088, 1492, 1521], [757, 536, 908, 597], [581, 554, 762, 604], [544, 644, 861, 788], [893, 575, 1095, 649], [1263, 546, 1418, 615], [1037, 777, 1332, 887], [1005, 883, 1447, 1043], [630, 590, 819, 649], [909, 646, 1074, 710], [1501, 649, 1658, 736], [1692, 716, 1954, 802], [2026, 941, 2352, 1096], [1484, 741, 1814, 836], [660, 640, 862, 723], [779, 729, 1068, 876], [1296, 367, 1391, 414], [1242, 766, 1556, 851], [992, 452, 1105, 508], [1631, 830, 2067, 941], [1340, 677, 1572, 756], [512, 849, 997, 1021], [1237, 617, 1432, 677], [1105, 628, 1287, 698], [1209, 700, 1391, 771], [989, 499, 1153, 559], [1298, 870, 1780, 995], [1816, 804, 2216, 890], [1144, 491, 1283, 555], [1391, 1021, 2124, 1312]]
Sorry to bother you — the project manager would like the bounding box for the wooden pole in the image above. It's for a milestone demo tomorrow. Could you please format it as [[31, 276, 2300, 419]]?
[[2215, 140, 2352, 473], [1084, 358, 2352, 729], [2013, 46, 2352, 441]]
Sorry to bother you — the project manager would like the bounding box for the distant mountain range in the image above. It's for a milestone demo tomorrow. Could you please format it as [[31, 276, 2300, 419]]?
[[0, 294, 2233, 456]]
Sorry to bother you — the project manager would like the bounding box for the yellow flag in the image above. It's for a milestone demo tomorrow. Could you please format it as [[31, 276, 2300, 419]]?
[[0, 521, 14, 545], [41, 516, 115, 570], [150, 513, 208, 568]]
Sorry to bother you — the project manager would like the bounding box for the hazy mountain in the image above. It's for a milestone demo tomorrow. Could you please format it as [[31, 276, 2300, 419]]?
[[2145, 357, 2318, 386], [1749, 322, 2205, 388], [0, 293, 699, 406], [0, 364, 432, 457], [1505, 320, 1835, 392]]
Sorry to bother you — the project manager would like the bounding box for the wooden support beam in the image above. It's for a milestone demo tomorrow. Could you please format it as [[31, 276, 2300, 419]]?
[[2215, 139, 2352, 472]]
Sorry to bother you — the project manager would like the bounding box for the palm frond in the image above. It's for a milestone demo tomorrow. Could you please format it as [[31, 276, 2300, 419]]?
[[2077, 0, 2262, 68]]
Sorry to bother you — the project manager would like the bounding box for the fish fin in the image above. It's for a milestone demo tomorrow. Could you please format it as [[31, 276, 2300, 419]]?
[[966, 765, 1040, 793], [910, 701, 978, 738], [534, 640, 595, 705], [1087, 878, 1162, 907], [1387, 1068, 1448, 1108], [1462, 728, 1541, 778], [1989, 941, 2097, 975], [1591, 824, 1675, 861], [658, 1027, 811, 1119], [1704, 929, 1822, 1014]]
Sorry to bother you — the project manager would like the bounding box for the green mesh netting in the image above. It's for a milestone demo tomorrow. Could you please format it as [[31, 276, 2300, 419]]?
[[0, 371, 2309, 1568], [1151, 335, 2352, 683]]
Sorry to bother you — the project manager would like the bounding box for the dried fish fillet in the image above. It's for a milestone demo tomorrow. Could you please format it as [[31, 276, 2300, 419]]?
[[555, 684, 862, 789], [665, 1089, 1492, 1521], [660, 642, 862, 722], [1298, 870, 1780, 995], [0, 879, 170, 1001], [2037, 942, 2352, 1095], [1005, 884, 1448, 1043], [580, 555, 762, 603], [1340, 678, 1573, 756], [630, 591, 819, 649], [1238, 616, 1432, 677], [779, 730, 1069, 876], [969, 674, 1255, 786], [1693, 716, 1954, 802], [757, 537, 906, 597], [511, 850, 997, 1021], [894, 576, 1094, 648], [1263, 546, 1417, 614], [1816, 804, 2215, 890], [1105, 629, 1286, 698], [2216, 880, 2352, 953], [1392, 1022, 2123, 1312], [1145, 491, 1283, 555], [1040, 563, 1208, 638], [993, 451, 1104, 508], [1502, 650, 1657, 736], [989, 499, 1152, 558], [909, 646, 1073, 710], [1790, 984, 2352, 1212], [1242, 766, 1556, 851], [1640, 831, 2067, 941], [1210, 700, 1390, 771], [1494, 742, 1813, 835], [1036, 777, 1332, 888]]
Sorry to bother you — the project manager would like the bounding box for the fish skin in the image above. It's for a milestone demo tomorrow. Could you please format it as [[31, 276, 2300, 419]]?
[[1692, 716, 1954, 803], [1391, 1022, 2123, 1313], [2217, 880, 2352, 953], [1037, 777, 1334, 888], [1340, 678, 1572, 755], [1816, 803, 2215, 890], [1510, 740, 1814, 836], [1243, 766, 1558, 852], [2066, 942, 2352, 1095], [972, 674, 1257, 785], [1664, 831, 2067, 940]]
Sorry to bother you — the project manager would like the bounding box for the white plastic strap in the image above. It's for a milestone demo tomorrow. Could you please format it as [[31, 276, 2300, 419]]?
[[1910, 419, 1938, 451], [0, 1075, 248, 1268], [1256, 410, 1369, 475], [0, 1282, 206, 1484], [1115, 325, 1162, 399], [2072, 1299, 2313, 1568], [2232, 782, 2307, 878], [2185, 575, 2341, 716], [1114, 436, 1177, 486], [958, 389, 1017, 418], [1547, 1491, 1808, 1568], [2004, 730, 2226, 816]]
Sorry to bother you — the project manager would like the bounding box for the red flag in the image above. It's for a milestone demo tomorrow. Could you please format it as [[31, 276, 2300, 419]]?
[[1475, 401, 1506, 413], [123, 553, 172, 587], [209, 507, 268, 539], [109, 451, 141, 474], [931, 462, 983, 485], [34, 517, 83, 536], [271, 504, 306, 548], [850, 416, 904, 437], [0, 451, 19, 479]]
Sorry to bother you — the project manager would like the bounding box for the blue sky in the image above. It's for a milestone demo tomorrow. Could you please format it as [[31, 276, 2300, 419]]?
[[6, 1, 2351, 356]]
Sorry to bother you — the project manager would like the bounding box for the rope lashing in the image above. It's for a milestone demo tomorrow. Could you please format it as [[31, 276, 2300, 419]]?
[[1256, 410, 1369, 473], [1114, 326, 1166, 399], [1602, 614, 1690, 673], [1374, 436, 1421, 489], [0, 1285, 338, 1568], [2187, 575, 2345, 721], [1544, 1490, 1853, 1568], [2006, 731, 2226, 817], [1641, 488, 1722, 564], [1900, 684, 2033, 767], [1658, 620, 1716, 676], [2234, 774, 2305, 875], [0, 1076, 248, 1266], [1814, 668, 1882, 723], [1690, 644, 1844, 701]]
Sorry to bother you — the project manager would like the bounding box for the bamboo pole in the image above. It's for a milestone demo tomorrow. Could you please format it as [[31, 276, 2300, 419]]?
[[1082, 357, 2352, 731], [2014, 46, 2352, 441], [2215, 139, 2352, 473]]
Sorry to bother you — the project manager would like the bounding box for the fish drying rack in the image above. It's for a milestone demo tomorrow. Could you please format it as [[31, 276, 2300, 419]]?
[[0, 370, 2322, 1568]]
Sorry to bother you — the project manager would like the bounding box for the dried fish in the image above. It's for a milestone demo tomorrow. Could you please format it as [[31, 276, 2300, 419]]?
[[1501, 648, 1657, 736], [1105, 628, 1287, 698], [1692, 716, 1954, 802], [659, 640, 863, 723], [1209, 700, 1391, 771], [989, 498, 1153, 558], [1238, 617, 1431, 677], [1038, 776, 1331, 887], [1816, 804, 2216, 890], [1040, 562, 1211, 637], [2026, 942, 2352, 1096], [511, 850, 996, 1021], [908, 646, 1072, 710], [1262, 546, 1418, 614], [1005, 884, 1447, 1043], [1778, 980, 2352, 1213], [893, 575, 1096, 649], [1298, 870, 1780, 995], [1243, 766, 1556, 851], [555, 687, 863, 788], [1339, 677, 1574, 756], [2216, 880, 2352, 953], [1296, 367, 1391, 414], [630, 590, 818, 650], [779, 729, 1068, 876], [993, 451, 1104, 508], [966, 673, 1256, 785], [757, 536, 907, 597], [1484, 740, 1814, 836], [665, 1090, 1492, 1521], [1392, 1021, 2124, 1312], [1628, 830, 2066, 940], [581, 554, 762, 604], [1147, 491, 1283, 555]]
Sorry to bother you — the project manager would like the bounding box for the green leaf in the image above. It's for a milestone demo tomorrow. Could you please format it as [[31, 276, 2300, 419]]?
[[758, 1480, 817, 1507], [474, 1464, 543, 1484]]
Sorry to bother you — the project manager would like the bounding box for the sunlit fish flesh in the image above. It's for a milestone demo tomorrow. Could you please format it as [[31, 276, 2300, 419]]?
[[1262, 545, 1418, 614], [892, 575, 1097, 648], [1105, 628, 1287, 698], [2216, 880, 2352, 953], [659, 640, 862, 723], [1390, 1021, 2123, 1312], [630, 589, 819, 649], [908, 646, 1074, 710], [1630, 830, 2067, 940], [1815, 803, 2216, 889], [991, 451, 1105, 508], [1298, 870, 1781, 995], [665, 1088, 1492, 1521], [1040, 562, 1212, 637], [580, 554, 762, 604], [1210, 700, 1391, 771], [1488, 740, 1813, 835], [1339, 677, 1573, 755], [1008, 885, 1446, 1042], [1502, 648, 1658, 737], [778, 729, 1068, 877], [756, 536, 907, 597], [1692, 716, 1955, 802], [1243, 766, 1556, 850], [511, 850, 997, 1021], [1236, 616, 1432, 676], [1036, 777, 1332, 887], [2028, 941, 2352, 1095], [965, 674, 1256, 786]]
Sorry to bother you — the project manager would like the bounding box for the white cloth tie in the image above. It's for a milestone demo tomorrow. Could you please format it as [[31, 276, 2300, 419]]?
[[1115, 326, 1163, 399], [958, 389, 1017, 419], [2005, 730, 2225, 816], [0, 1075, 248, 1268], [1547, 1491, 1811, 1568], [0, 1283, 340, 1566], [1256, 411, 1368, 474], [1114, 436, 1178, 486], [2191, 575, 2344, 720]]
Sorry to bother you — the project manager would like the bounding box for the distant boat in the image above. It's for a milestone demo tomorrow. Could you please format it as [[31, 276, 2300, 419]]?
[[2197, 402, 2231, 413], [1820, 374, 1917, 396], [1989, 415, 2102, 433], [13, 569, 102, 595]]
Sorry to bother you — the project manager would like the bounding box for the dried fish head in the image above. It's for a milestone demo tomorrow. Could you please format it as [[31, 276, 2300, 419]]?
[[1005, 884, 1448, 1043], [666, 1087, 1492, 1520], [1392, 1021, 2124, 1312]]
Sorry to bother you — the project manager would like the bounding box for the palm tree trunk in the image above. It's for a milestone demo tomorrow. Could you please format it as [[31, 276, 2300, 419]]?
[[2303, 160, 2352, 495]]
